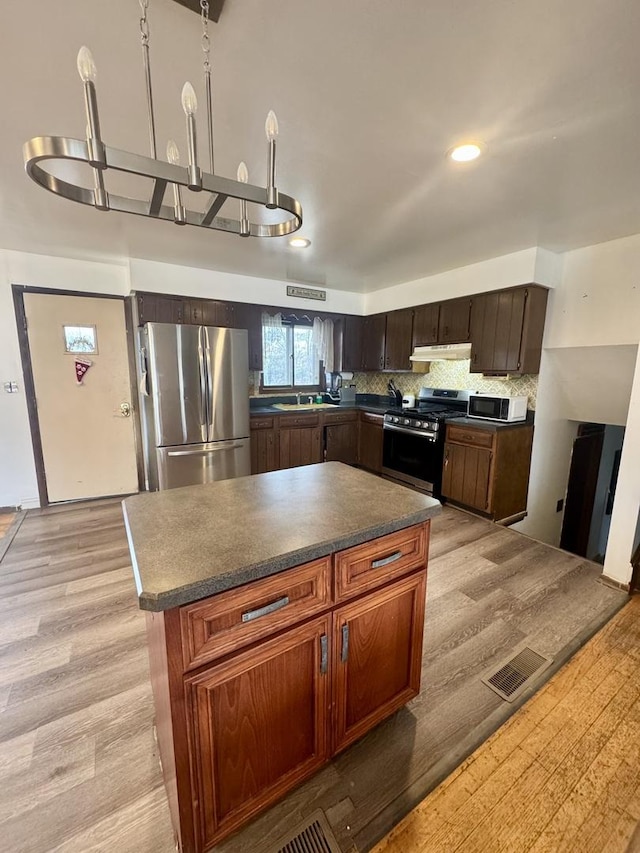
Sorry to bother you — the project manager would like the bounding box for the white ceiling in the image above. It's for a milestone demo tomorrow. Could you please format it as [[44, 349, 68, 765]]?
[[3, 0, 640, 293]]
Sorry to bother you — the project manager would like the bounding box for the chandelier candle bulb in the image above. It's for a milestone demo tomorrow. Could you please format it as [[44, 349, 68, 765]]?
[[265, 110, 278, 209], [166, 140, 186, 225], [76, 47, 105, 168], [181, 82, 201, 190], [237, 161, 250, 236]]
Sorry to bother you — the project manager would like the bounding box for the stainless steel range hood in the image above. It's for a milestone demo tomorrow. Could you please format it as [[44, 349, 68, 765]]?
[[410, 343, 472, 362]]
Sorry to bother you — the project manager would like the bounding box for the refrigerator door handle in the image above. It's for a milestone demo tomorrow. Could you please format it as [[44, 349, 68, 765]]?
[[197, 327, 207, 427], [203, 326, 214, 440], [167, 444, 244, 457]]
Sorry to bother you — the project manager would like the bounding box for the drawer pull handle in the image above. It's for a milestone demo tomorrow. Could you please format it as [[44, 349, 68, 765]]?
[[320, 634, 328, 674], [241, 595, 290, 623], [371, 550, 403, 569], [341, 624, 349, 663]]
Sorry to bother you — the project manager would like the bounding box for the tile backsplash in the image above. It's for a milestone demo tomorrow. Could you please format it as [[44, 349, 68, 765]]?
[[249, 360, 538, 408], [352, 360, 538, 409]]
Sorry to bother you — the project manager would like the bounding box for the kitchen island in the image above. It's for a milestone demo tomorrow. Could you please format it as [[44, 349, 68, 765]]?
[[123, 462, 441, 852]]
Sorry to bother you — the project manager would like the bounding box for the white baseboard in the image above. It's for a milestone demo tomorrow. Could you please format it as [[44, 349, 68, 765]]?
[[19, 498, 41, 510]]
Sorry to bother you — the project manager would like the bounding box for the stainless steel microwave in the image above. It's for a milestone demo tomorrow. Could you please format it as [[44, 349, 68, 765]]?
[[467, 394, 528, 422]]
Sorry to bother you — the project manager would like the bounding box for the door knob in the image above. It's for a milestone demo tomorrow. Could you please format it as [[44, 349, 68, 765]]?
[[120, 401, 132, 417]]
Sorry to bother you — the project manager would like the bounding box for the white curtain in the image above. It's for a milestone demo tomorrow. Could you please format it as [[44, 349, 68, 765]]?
[[312, 318, 334, 373], [262, 311, 283, 328]]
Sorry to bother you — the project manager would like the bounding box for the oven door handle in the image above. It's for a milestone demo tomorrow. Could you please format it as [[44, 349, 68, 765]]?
[[383, 423, 438, 439]]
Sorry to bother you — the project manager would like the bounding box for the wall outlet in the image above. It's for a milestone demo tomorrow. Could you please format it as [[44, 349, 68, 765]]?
[[556, 499, 564, 513]]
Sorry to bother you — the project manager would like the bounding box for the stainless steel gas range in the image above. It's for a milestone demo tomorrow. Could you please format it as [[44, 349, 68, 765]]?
[[382, 388, 471, 496]]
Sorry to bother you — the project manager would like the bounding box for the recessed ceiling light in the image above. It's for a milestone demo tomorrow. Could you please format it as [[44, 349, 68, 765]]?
[[289, 237, 311, 248], [449, 143, 482, 163]]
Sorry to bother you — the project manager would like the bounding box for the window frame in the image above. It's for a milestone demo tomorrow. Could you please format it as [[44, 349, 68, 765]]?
[[259, 320, 324, 393]]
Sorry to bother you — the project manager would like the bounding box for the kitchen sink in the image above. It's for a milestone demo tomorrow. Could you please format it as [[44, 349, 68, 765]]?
[[273, 403, 340, 411]]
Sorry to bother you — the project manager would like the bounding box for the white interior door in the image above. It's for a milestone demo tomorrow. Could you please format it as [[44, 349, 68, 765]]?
[[23, 292, 139, 503]]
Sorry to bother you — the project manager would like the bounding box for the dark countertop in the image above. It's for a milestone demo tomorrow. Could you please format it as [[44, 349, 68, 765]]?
[[447, 415, 534, 432], [123, 462, 441, 612]]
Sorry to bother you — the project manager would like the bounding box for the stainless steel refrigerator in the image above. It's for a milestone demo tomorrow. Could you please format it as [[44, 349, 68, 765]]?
[[139, 323, 250, 490]]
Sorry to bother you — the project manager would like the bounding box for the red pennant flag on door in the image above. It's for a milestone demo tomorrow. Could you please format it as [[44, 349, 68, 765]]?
[[74, 358, 93, 384]]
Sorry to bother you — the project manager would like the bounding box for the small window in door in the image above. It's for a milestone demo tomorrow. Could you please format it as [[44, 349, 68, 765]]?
[[63, 325, 98, 354]]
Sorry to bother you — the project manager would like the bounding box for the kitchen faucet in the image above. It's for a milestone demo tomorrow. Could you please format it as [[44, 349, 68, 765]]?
[[296, 392, 301, 405]]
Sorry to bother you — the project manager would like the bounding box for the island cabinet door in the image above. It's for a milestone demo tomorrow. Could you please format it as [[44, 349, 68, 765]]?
[[332, 571, 426, 755], [185, 615, 331, 850]]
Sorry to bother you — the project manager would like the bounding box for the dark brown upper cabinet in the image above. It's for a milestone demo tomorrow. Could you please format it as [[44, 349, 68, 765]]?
[[136, 293, 184, 326], [470, 285, 548, 375], [384, 308, 414, 371], [438, 297, 472, 343], [185, 299, 235, 328], [361, 315, 387, 371], [412, 303, 440, 347], [342, 315, 364, 372], [235, 303, 264, 372]]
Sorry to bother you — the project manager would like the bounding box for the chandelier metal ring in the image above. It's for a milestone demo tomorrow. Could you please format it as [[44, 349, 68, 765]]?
[[24, 135, 303, 237]]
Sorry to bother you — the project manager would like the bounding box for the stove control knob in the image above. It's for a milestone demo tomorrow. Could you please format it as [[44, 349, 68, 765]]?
[[392, 416, 399, 423], [402, 418, 410, 426], [415, 421, 422, 428]]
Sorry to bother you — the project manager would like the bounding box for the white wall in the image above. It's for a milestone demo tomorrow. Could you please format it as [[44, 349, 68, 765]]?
[[513, 234, 640, 586], [129, 259, 363, 315], [604, 345, 640, 585], [364, 247, 562, 314]]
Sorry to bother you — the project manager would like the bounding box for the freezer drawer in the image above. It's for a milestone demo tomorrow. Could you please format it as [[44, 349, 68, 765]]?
[[156, 439, 251, 490]]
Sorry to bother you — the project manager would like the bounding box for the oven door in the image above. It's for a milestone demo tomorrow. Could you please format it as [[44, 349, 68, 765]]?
[[382, 426, 444, 494]]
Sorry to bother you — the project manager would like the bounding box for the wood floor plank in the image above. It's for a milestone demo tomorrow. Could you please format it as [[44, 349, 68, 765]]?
[[0, 501, 629, 853]]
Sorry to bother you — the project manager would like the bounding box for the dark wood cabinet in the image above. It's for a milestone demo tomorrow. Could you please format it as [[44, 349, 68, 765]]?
[[412, 303, 440, 347], [470, 285, 548, 375], [279, 416, 323, 469], [442, 441, 492, 512], [332, 571, 426, 754], [438, 297, 472, 343], [250, 416, 278, 474], [342, 315, 364, 372], [185, 299, 235, 327], [384, 308, 414, 370], [442, 422, 534, 522], [325, 419, 358, 464], [186, 616, 330, 848], [136, 292, 184, 325], [362, 314, 387, 371], [358, 411, 384, 473], [236, 303, 264, 371]]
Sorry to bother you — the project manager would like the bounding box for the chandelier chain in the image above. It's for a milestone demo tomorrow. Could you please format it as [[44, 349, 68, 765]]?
[[201, 0, 211, 72], [139, 0, 150, 45]]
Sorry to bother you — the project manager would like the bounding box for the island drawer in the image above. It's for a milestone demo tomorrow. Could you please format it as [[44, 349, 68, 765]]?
[[446, 424, 494, 449], [180, 556, 332, 670], [334, 522, 428, 602]]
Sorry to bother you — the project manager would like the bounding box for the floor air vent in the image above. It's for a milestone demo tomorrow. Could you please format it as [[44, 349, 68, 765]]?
[[482, 646, 553, 702], [274, 809, 343, 853]]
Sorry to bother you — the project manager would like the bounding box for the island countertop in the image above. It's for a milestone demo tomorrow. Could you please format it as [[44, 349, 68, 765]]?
[[123, 462, 441, 611]]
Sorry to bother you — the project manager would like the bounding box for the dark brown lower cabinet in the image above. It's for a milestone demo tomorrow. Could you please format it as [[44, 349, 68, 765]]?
[[333, 571, 426, 754], [358, 412, 384, 473], [250, 417, 278, 474], [442, 442, 492, 511], [186, 616, 330, 849], [442, 423, 534, 522], [279, 420, 323, 469], [325, 420, 358, 464]]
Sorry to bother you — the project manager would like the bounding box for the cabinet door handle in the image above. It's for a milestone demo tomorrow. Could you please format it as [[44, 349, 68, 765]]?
[[320, 634, 328, 674], [371, 550, 403, 569], [341, 624, 349, 663], [241, 595, 289, 623]]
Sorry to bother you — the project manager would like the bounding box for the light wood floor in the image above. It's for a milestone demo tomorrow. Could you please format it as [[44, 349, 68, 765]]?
[[0, 499, 628, 852], [372, 593, 640, 853], [0, 513, 16, 538]]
